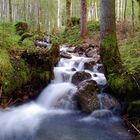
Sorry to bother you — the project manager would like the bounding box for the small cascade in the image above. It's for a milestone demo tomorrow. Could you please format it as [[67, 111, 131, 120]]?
[[37, 83, 77, 109]]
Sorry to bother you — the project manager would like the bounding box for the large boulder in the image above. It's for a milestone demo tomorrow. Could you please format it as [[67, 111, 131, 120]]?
[[71, 71, 91, 86], [76, 80, 99, 113]]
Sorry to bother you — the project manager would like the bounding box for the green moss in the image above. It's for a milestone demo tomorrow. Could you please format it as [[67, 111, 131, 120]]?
[[0, 49, 14, 84], [0, 49, 30, 94], [101, 33, 123, 74], [0, 45, 59, 95], [108, 73, 137, 101], [18, 32, 33, 44], [15, 22, 29, 36], [33, 33, 44, 41], [87, 21, 100, 35], [119, 39, 140, 73], [0, 22, 33, 49], [69, 17, 80, 27], [31, 68, 50, 82]]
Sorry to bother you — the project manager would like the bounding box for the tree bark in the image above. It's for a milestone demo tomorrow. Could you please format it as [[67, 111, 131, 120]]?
[[80, 0, 87, 38]]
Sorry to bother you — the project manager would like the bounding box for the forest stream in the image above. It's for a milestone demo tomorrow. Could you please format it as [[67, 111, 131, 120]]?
[[0, 45, 135, 140]]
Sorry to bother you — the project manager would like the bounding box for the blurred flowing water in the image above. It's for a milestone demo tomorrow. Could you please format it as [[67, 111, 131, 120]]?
[[0, 46, 134, 140]]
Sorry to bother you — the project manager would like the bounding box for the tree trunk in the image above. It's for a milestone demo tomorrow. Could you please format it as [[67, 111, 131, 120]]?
[[80, 0, 87, 38], [117, 0, 120, 20], [136, 0, 140, 25], [100, 0, 138, 101], [124, 0, 127, 37], [124, 0, 127, 20], [57, 0, 60, 27], [100, 0, 122, 74], [23, 0, 26, 21], [37, 0, 41, 32], [132, 0, 135, 32], [66, 0, 71, 26], [9, 0, 12, 22]]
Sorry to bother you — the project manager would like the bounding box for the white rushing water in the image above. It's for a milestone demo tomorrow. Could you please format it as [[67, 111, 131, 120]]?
[[0, 45, 134, 140]]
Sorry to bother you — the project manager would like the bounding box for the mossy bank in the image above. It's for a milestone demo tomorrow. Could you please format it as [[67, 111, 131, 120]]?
[[0, 45, 59, 108]]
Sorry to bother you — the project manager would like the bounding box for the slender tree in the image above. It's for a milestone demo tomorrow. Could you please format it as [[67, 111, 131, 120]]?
[[80, 0, 87, 38], [66, 0, 71, 26], [23, 0, 27, 21], [37, 0, 41, 32], [132, 0, 135, 31], [9, 0, 12, 22], [136, 0, 140, 24], [124, 0, 127, 20], [124, 0, 128, 37]]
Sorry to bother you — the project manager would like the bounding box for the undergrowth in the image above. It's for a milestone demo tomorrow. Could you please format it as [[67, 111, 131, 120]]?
[[119, 35, 140, 73], [0, 22, 34, 49], [51, 21, 100, 45]]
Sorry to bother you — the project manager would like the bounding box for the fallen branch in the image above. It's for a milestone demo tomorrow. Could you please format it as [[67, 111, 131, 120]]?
[[123, 116, 140, 135], [129, 72, 140, 90], [8, 98, 23, 106], [0, 98, 22, 108]]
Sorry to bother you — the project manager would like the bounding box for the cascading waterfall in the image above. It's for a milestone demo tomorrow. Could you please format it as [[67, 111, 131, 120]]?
[[0, 45, 134, 140]]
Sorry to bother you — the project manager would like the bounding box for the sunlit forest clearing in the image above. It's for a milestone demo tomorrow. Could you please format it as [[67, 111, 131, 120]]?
[[0, 0, 140, 140]]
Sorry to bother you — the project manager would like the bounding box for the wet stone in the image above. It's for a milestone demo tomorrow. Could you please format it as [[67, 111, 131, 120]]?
[[71, 71, 92, 86]]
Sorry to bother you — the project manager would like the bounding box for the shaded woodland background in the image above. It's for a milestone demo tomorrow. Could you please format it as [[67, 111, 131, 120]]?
[[0, 0, 139, 32]]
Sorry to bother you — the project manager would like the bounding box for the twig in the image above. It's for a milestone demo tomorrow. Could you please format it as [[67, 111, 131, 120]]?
[[8, 98, 22, 106], [123, 117, 140, 135], [131, 74, 140, 90]]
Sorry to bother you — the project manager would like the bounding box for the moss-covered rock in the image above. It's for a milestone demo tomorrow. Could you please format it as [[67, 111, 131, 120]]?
[[0, 49, 30, 95], [0, 44, 60, 107], [108, 73, 139, 101], [15, 22, 29, 36]]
